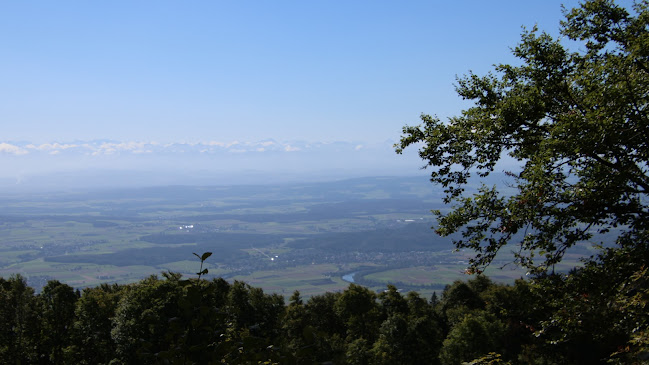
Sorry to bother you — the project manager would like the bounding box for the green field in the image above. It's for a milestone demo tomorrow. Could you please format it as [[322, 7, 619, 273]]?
[[0, 176, 602, 296]]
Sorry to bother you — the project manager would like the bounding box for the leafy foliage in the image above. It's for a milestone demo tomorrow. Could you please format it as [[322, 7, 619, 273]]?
[[3, 269, 644, 364], [396, 0, 649, 273], [39, 280, 78, 364], [396, 0, 649, 362], [193, 251, 212, 279], [0, 275, 39, 364]]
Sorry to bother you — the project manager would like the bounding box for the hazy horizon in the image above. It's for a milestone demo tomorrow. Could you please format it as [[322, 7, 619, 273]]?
[[0, 138, 433, 192], [2, 0, 614, 191]]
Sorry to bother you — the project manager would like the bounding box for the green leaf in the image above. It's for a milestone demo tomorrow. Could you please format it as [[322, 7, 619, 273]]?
[[201, 252, 213, 261]]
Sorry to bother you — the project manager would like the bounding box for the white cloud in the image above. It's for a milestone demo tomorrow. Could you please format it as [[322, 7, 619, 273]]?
[[92, 141, 151, 155], [0, 143, 28, 155], [1, 139, 388, 158], [29, 143, 79, 151]]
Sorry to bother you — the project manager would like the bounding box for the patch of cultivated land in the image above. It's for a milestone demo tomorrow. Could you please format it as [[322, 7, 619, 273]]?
[[0, 176, 604, 295]]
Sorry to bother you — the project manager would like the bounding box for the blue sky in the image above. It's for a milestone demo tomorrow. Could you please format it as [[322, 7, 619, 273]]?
[[2, 0, 600, 145]]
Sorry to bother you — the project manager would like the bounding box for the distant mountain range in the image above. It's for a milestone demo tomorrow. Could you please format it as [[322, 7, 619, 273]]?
[[0, 139, 430, 191]]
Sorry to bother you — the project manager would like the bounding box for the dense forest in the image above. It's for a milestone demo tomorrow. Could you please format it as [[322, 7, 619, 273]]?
[[1, 264, 644, 365]]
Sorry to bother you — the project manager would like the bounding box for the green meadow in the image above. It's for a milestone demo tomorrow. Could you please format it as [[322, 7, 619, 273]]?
[[0, 176, 599, 296]]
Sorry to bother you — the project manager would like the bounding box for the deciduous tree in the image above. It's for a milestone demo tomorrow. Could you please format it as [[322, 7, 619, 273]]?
[[38, 280, 78, 364], [396, 0, 649, 273], [396, 0, 649, 361]]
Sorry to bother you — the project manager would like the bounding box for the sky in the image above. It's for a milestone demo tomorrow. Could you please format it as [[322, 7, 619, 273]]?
[[0, 0, 635, 188]]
